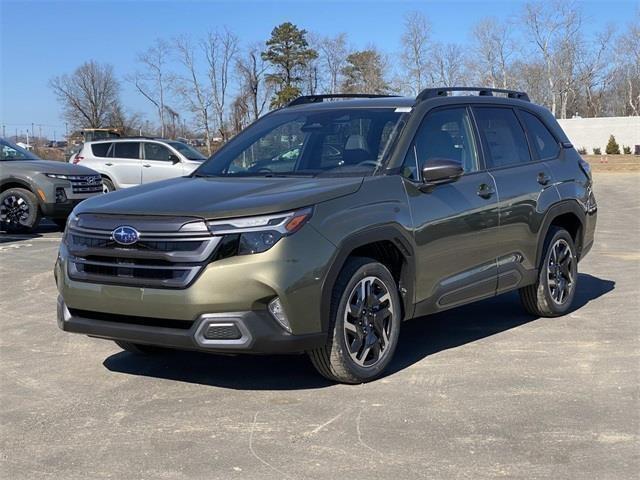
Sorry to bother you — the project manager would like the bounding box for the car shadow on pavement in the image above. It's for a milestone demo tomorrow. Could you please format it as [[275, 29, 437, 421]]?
[[0, 222, 61, 243], [103, 273, 614, 390]]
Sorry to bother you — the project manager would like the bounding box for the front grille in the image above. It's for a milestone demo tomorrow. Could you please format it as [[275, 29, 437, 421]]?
[[68, 175, 103, 194], [68, 308, 194, 329], [66, 217, 221, 288]]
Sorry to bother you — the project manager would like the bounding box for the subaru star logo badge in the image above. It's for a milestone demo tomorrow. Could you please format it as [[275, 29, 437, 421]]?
[[112, 226, 139, 246]]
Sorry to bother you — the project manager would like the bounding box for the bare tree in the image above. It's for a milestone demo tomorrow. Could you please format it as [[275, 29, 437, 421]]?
[[613, 15, 640, 115], [401, 11, 431, 94], [174, 36, 214, 152], [428, 43, 468, 87], [204, 28, 239, 141], [575, 26, 614, 117], [469, 17, 514, 88], [319, 33, 349, 94], [132, 39, 171, 136], [236, 43, 271, 121], [523, 1, 583, 118], [49, 60, 120, 128]]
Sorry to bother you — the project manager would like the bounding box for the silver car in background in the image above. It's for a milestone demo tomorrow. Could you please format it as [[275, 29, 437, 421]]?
[[72, 138, 207, 192]]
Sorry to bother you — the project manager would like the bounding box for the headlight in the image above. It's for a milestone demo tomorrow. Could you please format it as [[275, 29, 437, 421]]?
[[45, 173, 69, 180], [207, 207, 313, 255]]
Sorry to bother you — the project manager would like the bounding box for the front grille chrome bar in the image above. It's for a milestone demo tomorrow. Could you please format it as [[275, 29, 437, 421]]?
[[66, 218, 221, 288]]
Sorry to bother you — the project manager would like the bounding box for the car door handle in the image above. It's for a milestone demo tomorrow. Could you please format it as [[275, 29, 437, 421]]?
[[143, 164, 151, 168], [477, 183, 495, 199], [105, 162, 113, 166], [537, 172, 551, 186]]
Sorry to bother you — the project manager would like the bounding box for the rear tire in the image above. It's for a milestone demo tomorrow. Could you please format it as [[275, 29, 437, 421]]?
[[0, 188, 41, 233], [308, 257, 402, 384], [102, 178, 115, 193], [114, 340, 167, 355], [519, 227, 578, 317]]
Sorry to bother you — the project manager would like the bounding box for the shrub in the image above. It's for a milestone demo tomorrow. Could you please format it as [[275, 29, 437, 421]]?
[[605, 135, 620, 154], [623, 145, 631, 154], [593, 147, 601, 155], [577, 147, 587, 155]]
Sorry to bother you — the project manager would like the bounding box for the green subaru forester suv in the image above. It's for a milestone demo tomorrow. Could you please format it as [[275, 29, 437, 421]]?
[[56, 88, 597, 383]]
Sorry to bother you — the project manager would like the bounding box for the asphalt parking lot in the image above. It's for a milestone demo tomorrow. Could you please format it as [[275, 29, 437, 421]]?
[[1, 172, 638, 480]]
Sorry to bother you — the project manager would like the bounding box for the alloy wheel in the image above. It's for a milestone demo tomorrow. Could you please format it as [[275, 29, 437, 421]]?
[[0, 195, 30, 226], [546, 238, 575, 305], [343, 276, 395, 367]]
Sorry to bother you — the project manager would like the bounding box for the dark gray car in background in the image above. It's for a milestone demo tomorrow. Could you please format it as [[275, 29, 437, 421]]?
[[0, 138, 103, 232]]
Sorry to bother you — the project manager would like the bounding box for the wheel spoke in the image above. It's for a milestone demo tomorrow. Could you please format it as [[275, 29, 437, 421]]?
[[357, 344, 372, 364]]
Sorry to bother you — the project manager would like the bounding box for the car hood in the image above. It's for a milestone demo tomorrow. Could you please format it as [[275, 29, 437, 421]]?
[[3, 160, 98, 175], [75, 175, 364, 219]]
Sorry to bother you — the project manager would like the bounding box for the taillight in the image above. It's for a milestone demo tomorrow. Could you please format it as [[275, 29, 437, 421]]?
[[73, 156, 83, 164]]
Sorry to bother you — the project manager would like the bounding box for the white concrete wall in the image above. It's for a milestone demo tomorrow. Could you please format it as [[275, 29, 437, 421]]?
[[557, 117, 640, 154]]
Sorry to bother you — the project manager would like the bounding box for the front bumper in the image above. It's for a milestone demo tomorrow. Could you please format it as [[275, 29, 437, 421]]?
[[40, 198, 85, 218], [57, 297, 326, 354]]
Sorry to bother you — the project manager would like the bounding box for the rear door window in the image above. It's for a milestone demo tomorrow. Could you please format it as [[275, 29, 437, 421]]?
[[519, 110, 560, 160], [114, 142, 141, 159], [473, 107, 531, 168], [91, 143, 112, 157]]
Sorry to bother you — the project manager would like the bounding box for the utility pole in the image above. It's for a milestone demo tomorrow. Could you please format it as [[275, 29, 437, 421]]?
[[38, 124, 42, 144], [2, 124, 5, 138], [65, 122, 68, 139]]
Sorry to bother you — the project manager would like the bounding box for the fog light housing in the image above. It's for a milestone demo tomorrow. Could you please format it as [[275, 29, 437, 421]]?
[[55, 188, 67, 203], [268, 297, 291, 332]]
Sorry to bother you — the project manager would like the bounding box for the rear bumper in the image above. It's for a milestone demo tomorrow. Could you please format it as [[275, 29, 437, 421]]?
[[57, 296, 326, 354]]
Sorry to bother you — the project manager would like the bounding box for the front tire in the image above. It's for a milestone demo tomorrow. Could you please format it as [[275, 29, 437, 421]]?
[[308, 257, 402, 384], [0, 188, 41, 233], [520, 227, 578, 317], [102, 177, 115, 193]]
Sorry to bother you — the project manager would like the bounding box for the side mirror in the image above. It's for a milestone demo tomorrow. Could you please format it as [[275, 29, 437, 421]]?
[[420, 158, 464, 190], [169, 154, 180, 164]]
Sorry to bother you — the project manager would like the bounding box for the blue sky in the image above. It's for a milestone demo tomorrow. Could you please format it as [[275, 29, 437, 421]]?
[[0, 0, 636, 139]]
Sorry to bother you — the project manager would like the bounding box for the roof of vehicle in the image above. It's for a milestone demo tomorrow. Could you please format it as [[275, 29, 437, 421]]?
[[84, 137, 184, 144], [278, 88, 537, 113], [283, 96, 415, 111]]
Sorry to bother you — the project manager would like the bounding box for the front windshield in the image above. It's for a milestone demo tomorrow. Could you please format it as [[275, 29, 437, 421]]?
[[168, 141, 207, 161], [195, 108, 406, 177], [0, 139, 40, 161]]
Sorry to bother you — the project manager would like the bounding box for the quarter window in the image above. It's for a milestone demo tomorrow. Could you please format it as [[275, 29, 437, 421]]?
[[473, 107, 531, 168], [91, 143, 112, 157], [403, 107, 479, 180], [114, 142, 141, 159], [520, 110, 560, 160]]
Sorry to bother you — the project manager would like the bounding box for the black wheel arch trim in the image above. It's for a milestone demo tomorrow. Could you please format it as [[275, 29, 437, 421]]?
[[0, 178, 35, 194], [536, 199, 586, 266], [320, 223, 416, 332]]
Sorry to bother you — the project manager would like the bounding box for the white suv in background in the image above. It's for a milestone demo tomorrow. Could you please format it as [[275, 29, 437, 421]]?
[[72, 138, 207, 192]]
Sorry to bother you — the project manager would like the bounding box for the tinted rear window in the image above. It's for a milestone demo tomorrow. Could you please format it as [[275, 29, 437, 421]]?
[[520, 110, 560, 160], [91, 143, 112, 157], [114, 142, 140, 159], [473, 107, 531, 168]]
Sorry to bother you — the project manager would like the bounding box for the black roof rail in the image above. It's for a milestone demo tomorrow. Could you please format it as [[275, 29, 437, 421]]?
[[287, 93, 400, 107], [416, 87, 530, 103]]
